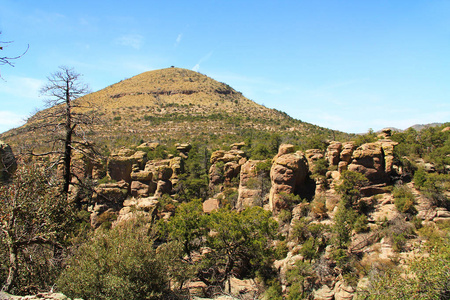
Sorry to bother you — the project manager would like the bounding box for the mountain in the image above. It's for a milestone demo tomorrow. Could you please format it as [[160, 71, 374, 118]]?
[[408, 123, 443, 131], [0, 67, 350, 152]]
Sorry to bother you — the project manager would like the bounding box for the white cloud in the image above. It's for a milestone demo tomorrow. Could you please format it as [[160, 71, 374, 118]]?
[[115, 34, 144, 50], [192, 51, 213, 72], [175, 33, 182, 47], [0, 111, 25, 133], [0, 76, 44, 99]]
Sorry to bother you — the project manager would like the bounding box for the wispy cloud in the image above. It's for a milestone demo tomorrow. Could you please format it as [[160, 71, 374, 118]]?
[[175, 33, 183, 47], [0, 76, 44, 99], [115, 34, 144, 50], [192, 51, 213, 72], [0, 111, 25, 133]]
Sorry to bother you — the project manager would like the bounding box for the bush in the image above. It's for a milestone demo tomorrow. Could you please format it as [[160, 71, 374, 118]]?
[[393, 185, 417, 215], [359, 235, 450, 299], [57, 218, 172, 299], [286, 260, 316, 299], [336, 170, 369, 208]]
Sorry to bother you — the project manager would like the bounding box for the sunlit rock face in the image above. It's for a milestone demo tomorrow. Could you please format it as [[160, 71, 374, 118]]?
[[269, 144, 308, 213]]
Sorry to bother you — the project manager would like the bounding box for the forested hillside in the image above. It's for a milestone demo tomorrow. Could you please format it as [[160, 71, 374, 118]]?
[[0, 67, 449, 299], [1, 122, 449, 299]]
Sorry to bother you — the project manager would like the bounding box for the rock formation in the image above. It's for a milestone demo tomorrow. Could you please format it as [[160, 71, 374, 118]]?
[[107, 148, 147, 182], [348, 142, 388, 184], [236, 159, 269, 211], [305, 149, 324, 174], [0, 140, 17, 181], [208, 147, 247, 193], [326, 141, 342, 167], [269, 144, 308, 212]]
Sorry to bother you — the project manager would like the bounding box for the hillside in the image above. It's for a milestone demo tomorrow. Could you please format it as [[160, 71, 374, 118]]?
[[0, 66, 449, 298], [0, 67, 351, 153]]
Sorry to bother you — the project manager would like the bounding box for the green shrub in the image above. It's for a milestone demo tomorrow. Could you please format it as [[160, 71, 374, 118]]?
[[354, 214, 369, 233], [393, 185, 417, 215], [57, 218, 171, 299], [286, 260, 316, 300], [263, 281, 283, 300], [278, 209, 292, 224]]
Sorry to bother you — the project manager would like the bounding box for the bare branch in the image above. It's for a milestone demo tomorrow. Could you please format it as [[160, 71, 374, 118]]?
[[0, 32, 29, 77]]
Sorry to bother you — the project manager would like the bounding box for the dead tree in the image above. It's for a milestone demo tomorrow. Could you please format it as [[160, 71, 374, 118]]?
[[30, 66, 98, 202], [0, 31, 28, 77]]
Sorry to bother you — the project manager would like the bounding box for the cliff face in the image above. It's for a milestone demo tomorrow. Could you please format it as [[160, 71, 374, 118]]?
[[79, 134, 416, 227]]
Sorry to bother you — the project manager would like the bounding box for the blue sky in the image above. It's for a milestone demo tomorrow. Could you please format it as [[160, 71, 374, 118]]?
[[1, 0, 449, 134]]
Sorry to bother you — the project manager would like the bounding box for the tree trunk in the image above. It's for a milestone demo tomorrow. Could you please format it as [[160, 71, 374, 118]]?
[[62, 85, 72, 196], [2, 243, 18, 292]]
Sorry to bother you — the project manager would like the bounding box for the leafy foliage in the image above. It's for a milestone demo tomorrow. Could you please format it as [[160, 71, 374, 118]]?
[[164, 199, 207, 258], [359, 228, 450, 299], [335, 170, 369, 209], [57, 217, 174, 300], [392, 185, 417, 215], [199, 207, 278, 288]]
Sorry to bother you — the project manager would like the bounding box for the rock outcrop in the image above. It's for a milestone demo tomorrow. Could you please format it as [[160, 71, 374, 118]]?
[[91, 180, 129, 227], [236, 160, 268, 211], [326, 141, 342, 167], [348, 142, 388, 184], [305, 149, 324, 174], [107, 149, 147, 182], [269, 144, 308, 212], [0, 140, 17, 181], [209, 147, 247, 193]]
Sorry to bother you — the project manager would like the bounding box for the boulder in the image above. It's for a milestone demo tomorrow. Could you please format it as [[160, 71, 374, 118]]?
[[90, 208, 116, 228], [340, 142, 355, 163], [378, 128, 393, 139], [348, 143, 388, 184], [155, 180, 172, 197], [210, 150, 226, 164], [209, 164, 223, 188], [314, 285, 334, 300], [137, 141, 160, 150], [137, 197, 159, 211], [224, 277, 258, 298], [230, 141, 246, 150], [223, 162, 241, 186], [170, 156, 184, 178], [305, 149, 324, 174], [176, 142, 192, 152], [377, 139, 398, 174], [278, 144, 295, 155], [107, 149, 148, 182], [155, 165, 173, 181], [209, 147, 248, 193], [326, 142, 342, 166], [203, 198, 220, 213], [338, 161, 348, 173], [130, 170, 153, 181], [0, 140, 17, 181], [131, 180, 156, 198], [93, 180, 129, 209], [334, 280, 355, 300], [269, 145, 308, 212]]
